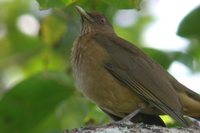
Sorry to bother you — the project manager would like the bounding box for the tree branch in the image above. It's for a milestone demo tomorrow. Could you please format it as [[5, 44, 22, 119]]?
[[65, 122, 200, 133]]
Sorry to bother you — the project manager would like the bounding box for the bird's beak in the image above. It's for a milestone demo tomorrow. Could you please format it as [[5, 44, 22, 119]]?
[[75, 6, 94, 22]]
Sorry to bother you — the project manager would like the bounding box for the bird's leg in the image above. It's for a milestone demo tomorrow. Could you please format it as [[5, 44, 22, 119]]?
[[114, 107, 143, 124], [121, 107, 142, 122]]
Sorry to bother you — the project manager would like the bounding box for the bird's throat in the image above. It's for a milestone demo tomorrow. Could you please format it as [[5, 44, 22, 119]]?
[[81, 22, 93, 36]]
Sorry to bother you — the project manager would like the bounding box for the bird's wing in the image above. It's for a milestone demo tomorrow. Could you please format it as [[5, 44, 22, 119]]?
[[93, 33, 188, 126]]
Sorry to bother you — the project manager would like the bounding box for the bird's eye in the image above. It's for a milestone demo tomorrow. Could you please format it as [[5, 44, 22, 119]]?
[[99, 18, 106, 24]]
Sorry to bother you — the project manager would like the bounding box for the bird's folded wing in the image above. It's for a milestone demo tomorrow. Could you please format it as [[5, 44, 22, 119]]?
[[93, 34, 188, 126]]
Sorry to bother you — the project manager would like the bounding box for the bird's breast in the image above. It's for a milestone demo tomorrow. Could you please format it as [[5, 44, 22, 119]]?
[[72, 35, 144, 117]]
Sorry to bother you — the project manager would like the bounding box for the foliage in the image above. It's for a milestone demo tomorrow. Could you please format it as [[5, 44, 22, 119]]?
[[177, 6, 200, 72], [0, 0, 199, 132], [177, 6, 200, 39]]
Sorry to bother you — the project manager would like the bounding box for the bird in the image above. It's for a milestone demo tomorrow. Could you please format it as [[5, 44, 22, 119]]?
[[71, 6, 200, 127]]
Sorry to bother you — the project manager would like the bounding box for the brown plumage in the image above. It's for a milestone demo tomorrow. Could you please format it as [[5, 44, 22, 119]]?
[[71, 6, 200, 127]]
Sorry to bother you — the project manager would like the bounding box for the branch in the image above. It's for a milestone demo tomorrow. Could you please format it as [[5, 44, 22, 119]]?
[[65, 122, 200, 133]]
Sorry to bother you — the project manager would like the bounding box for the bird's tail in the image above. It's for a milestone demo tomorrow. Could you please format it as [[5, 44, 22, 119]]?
[[176, 83, 200, 118]]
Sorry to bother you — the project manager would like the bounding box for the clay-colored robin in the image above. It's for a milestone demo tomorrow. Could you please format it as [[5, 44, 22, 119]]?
[[71, 6, 200, 127]]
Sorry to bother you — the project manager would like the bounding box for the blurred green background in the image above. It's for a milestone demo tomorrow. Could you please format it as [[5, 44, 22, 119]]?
[[0, 0, 200, 132]]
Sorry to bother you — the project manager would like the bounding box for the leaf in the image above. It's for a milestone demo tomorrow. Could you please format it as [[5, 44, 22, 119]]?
[[101, 0, 141, 10], [0, 72, 73, 133], [143, 48, 197, 71], [177, 6, 200, 39], [36, 0, 141, 10], [142, 48, 173, 69], [36, 0, 66, 9], [63, 0, 79, 6], [185, 42, 200, 71], [40, 15, 67, 46]]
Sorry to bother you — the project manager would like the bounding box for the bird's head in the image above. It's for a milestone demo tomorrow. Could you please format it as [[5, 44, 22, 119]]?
[[75, 6, 114, 35]]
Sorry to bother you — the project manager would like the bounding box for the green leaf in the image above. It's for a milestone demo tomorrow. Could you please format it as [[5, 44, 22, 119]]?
[[142, 48, 196, 71], [36, 0, 141, 10], [101, 0, 141, 10], [36, 0, 66, 9], [0, 72, 73, 133], [142, 48, 173, 69], [40, 15, 67, 46], [185, 41, 200, 71], [63, 0, 79, 6], [177, 6, 200, 39]]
